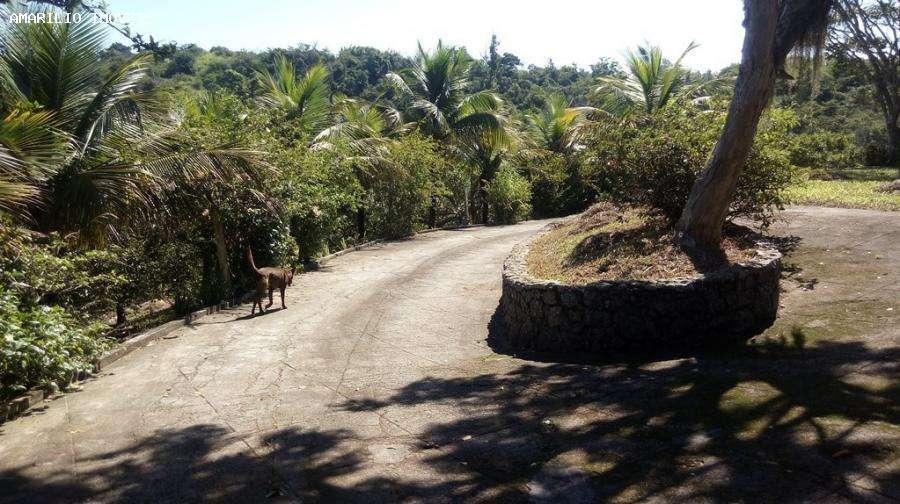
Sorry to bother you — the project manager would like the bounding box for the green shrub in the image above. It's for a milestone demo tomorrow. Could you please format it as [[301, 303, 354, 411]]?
[[367, 135, 432, 238], [521, 151, 586, 218], [0, 225, 126, 318], [276, 144, 362, 260], [0, 285, 110, 400], [487, 167, 532, 224], [789, 131, 861, 169], [580, 106, 800, 226]]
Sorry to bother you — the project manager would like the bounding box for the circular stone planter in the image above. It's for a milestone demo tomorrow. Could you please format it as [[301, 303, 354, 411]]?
[[499, 225, 782, 353]]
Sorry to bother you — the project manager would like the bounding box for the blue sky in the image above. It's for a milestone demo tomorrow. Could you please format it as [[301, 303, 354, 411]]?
[[109, 0, 746, 71]]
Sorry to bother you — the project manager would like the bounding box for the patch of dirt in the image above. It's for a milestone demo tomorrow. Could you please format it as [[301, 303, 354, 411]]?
[[526, 203, 758, 284]]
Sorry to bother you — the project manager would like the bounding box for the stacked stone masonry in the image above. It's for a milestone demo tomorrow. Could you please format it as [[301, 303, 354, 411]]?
[[500, 225, 782, 352]]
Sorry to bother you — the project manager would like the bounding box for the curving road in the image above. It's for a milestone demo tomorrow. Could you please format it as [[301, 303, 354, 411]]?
[[1, 208, 897, 503], [0, 220, 552, 503]]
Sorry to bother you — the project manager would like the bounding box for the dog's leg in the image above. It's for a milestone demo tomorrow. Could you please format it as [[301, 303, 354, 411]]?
[[266, 288, 274, 309], [280, 286, 286, 309], [251, 299, 257, 315]]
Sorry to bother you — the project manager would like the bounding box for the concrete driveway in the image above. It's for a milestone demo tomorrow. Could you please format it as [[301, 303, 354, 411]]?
[[0, 209, 896, 503]]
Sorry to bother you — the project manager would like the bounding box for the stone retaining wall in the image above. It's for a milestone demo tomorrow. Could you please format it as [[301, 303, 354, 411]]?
[[499, 226, 782, 352]]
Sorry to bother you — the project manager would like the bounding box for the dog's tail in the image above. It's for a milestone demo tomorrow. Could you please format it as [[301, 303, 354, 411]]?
[[246, 247, 263, 275]]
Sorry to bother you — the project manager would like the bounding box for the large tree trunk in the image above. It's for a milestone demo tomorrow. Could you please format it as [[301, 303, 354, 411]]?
[[676, 0, 780, 250], [887, 109, 900, 166]]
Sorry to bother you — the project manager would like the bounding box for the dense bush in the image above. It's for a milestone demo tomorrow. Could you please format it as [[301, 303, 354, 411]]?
[[580, 106, 800, 226], [276, 144, 362, 260], [487, 167, 533, 224], [0, 225, 126, 319], [521, 151, 581, 218], [0, 225, 114, 400], [0, 286, 110, 400], [368, 135, 457, 238], [789, 131, 861, 169]]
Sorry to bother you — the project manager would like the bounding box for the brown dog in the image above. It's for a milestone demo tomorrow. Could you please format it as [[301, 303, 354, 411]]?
[[247, 247, 295, 315]]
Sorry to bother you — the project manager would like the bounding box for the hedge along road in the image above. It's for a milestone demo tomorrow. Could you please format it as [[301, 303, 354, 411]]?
[[0, 208, 897, 503]]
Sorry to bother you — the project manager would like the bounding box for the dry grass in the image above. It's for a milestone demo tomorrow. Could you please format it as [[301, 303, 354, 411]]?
[[526, 203, 757, 284]]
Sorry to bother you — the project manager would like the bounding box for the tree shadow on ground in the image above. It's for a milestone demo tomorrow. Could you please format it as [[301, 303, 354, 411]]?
[[342, 330, 898, 502], [0, 423, 448, 503], [1, 339, 895, 503]]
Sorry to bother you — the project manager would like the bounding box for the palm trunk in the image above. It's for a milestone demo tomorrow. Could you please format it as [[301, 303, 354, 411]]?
[[210, 208, 231, 294], [115, 302, 126, 327], [356, 206, 366, 239], [676, 0, 779, 250], [467, 179, 478, 224], [427, 195, 437, 228], [479, 177, 489, 224]]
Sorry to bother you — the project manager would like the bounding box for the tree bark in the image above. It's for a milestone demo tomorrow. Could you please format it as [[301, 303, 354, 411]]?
[[427, 195, 437, 228], [479, 177, 489, 224], [676, 0, 780, 250], [466, 178, 477, 224]]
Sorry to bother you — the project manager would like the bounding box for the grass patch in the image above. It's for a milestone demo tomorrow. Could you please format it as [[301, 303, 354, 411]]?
[[787, 167, 900, 211], [526, 203, 757, 284], [784, 179, 900, 211]]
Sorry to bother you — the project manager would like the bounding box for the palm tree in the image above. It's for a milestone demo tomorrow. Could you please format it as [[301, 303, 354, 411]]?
[[595, 42, 721, 115], [256, 55, 331, 137], [0, 7, 265, 244], [385, 41, 508, 141], [313, 97, 406, 159], [518, 92, 604, 216], [385, 41, 514, 222], [524, 92, 601, 155]]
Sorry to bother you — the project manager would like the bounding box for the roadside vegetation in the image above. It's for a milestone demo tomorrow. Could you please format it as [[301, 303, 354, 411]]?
[[1, 0, 897, 400]]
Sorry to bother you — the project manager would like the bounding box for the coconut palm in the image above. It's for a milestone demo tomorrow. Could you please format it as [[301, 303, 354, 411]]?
[[524, 92, 602, 155], [256, 55, 331, 137], [384, 41, 509, 142], [595, 42, 722, 115], [0, 7, 265, 244], [385, 41, 515, 223], [313, 97, 407, 160]]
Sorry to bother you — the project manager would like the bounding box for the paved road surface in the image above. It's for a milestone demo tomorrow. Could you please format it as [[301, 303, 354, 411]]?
[[0, 209, 896, 503]]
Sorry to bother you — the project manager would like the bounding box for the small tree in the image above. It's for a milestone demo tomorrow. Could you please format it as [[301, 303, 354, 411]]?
[[677, 0, 832, 250]]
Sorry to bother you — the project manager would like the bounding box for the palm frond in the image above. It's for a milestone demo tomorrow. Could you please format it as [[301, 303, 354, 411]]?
[[594, 41, 701, 115], [1, 6, 109, 119], [74, 53, 152, 149], [257, 56, 332, 135]]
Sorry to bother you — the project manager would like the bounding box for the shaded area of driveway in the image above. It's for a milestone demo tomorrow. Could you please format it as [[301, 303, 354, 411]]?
[[0, 208, 897, 503]]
